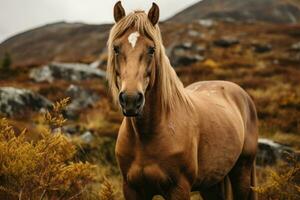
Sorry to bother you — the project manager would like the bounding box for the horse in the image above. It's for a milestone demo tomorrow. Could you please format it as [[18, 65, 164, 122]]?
[[106, 2, 258, 200]]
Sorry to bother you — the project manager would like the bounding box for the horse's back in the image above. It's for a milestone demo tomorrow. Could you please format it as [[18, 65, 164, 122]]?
[[187, 80, 258, 150]]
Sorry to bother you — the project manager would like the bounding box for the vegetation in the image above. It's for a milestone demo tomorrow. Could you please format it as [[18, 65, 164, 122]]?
[[0, 99, 113, 200], [0, 52, 12, 72], [254, 155, 300, 200]]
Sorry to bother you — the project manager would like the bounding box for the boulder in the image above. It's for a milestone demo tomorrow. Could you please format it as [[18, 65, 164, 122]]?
[[168, 42, 205, 67], [187, 30, 203, 38], [213, 37, 239, 48], [0, 87, 52, 116], [252, 43, 272, 53], [80, 131, 94, 143], [64, 85, 100, 119], [198, 19, 215, 28], [30, 62, 106, 82], [257, 138, 296, 166], [291, 42, 300, 51]]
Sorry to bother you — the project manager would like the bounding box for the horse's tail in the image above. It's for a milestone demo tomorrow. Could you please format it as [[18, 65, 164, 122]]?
[[250, 159, 258, 200]]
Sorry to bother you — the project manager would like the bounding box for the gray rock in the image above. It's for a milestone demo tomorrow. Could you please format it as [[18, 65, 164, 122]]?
[[291, 42, 300, 51], [29, 66, 53, 82], [0, 87, 52, 116], [198, 19, 215, 28], [64, 85, 100, 119], [30, 62, 106, 82], [168, 42, 206, 67], [257, 138, 297, 166], [89, 60, 102, 69], [62, 124, 81, 134], [252, 43, 272, 53], [213, 37, 239, 48], [80, 131, 94, 143], [187, 30, 203, 38]]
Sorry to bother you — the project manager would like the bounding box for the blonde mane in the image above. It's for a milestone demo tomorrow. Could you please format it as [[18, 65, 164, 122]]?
[[107, 11, 191, 112]]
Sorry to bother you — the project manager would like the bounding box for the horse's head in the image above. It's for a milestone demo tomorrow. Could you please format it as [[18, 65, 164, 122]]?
[[107, 1, 160, 117]]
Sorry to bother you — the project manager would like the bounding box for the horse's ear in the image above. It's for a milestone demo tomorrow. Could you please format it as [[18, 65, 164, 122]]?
[[148, 2, 160, 26], [114, 1, 126, 23]]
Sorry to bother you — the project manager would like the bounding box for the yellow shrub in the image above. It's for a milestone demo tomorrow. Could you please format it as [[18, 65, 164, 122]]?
[[253, 155, 300, 200], [0, 99, 96, 200]]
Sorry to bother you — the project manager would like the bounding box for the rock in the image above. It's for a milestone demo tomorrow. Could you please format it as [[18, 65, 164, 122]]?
[[257, 138, 296, 166], [291, 42, 300, 51], [213, 37, 239, 48], [0, 87, 52, 116], [252, 43, 272, 53], [187, 30, 203, 38], [62, 124, 81, 134], [168, 42, 206, 67], [30, 62, 106, 82], [64, 85, 100, 119], [173, 55, 205, 67], [89, 60, 102, 69], [80, 131, 94, 143], [198, 19, 215, 28], [29, 66, 53, 82]]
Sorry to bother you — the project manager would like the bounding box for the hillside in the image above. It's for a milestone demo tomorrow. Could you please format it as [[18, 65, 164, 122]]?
[[0, 22, 111, 67], [169, 0, 300, 23]]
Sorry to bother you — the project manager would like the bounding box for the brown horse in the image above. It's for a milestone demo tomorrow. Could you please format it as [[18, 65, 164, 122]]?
[[107, 2, 258, 200]]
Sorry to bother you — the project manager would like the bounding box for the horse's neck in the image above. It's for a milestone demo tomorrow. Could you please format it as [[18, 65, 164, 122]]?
[[127, 82, 163, 136], [126, 64, 187, 137]]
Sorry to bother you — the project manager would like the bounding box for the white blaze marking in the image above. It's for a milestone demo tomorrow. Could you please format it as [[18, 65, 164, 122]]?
[[128, 32, 140, 48]]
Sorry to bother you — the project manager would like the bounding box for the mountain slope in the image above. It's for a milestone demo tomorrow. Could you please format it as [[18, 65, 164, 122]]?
[[0, 22, 111, 67], [169, 0, 300, 23]]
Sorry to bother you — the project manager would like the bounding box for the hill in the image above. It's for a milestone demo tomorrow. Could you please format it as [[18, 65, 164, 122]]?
[[169, 0, 300, 23], [0, 22, 111, 67]]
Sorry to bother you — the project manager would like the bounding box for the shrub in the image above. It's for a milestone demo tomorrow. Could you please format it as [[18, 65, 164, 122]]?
[[0, 98, 97, 200], [0, 52, 12, 72], [253, 155, 300, 200]]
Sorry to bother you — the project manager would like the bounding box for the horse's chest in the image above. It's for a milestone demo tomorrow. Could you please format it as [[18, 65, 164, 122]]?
[[127, 162, 170, 188]]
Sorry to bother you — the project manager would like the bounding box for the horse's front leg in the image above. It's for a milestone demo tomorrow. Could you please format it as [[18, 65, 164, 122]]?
[[165, 176, 191, 200], [123, 182, 152, 200]]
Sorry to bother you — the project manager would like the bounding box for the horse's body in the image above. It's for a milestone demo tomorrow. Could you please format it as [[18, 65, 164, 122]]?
[[108, 2, 258, 199], [116, 81, 258, 200]]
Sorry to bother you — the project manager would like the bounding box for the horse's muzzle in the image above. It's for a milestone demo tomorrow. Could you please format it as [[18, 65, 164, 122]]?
[[119, 91, 144, 117]]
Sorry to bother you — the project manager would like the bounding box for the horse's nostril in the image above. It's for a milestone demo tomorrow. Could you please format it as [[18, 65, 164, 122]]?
[[136, 92, 144, 106], [119, 92, 126, 106]]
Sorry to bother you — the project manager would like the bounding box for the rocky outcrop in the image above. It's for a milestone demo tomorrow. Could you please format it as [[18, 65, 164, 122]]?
[[291, 41, 300, 51], [29, 62, 106, 82], [64, 85, 100, 119], [252, 43, 272, 53], [0, 87, 52, 116], [257, 138, 297, 166], [168, 42, 205, 67], [213, 37, 239, 48]]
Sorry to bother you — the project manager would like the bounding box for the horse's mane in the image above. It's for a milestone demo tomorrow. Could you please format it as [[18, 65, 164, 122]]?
[[107, 11, 192, 113]]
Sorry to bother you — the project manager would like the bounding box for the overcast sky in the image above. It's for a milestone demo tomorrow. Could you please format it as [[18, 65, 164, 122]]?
[[0, 0, 200, 43]]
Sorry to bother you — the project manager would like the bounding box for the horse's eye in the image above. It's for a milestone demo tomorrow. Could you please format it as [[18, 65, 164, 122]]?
[[148, 47, 155, 55], [113, 45, 120, 55]]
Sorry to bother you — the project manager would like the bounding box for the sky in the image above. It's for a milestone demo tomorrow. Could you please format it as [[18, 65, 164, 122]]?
[[0, 0, 200, 43]]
